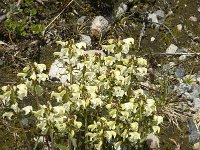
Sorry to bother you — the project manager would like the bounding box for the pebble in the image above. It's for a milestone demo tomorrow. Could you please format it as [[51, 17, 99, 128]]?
[[175, 67, 185, 78], [179, 55, 187, 61], [177, 24, 183, 31], [115, 2, 128, 18], [148, 10, 165, 28], [145, 133, 160, 149], [77, 16, 86, 25], [188, 117, 200, 144], [150, 37, 155, 42], [91, 16, 109, 36], [166, 44, 178, 54], [0, 59, 4, 66], [80, 34, 91, 46], [189, 16, 198, 22]]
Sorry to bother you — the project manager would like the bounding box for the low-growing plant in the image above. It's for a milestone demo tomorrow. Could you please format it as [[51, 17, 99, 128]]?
[[0, 38, 163, 149], [3, 0, 45, 38]]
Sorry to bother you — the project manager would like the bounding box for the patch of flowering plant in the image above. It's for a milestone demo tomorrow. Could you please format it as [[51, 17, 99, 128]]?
[[0, 38, 163, 149]]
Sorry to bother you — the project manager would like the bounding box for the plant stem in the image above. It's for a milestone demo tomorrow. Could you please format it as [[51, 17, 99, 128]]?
[[33, 80, 39, 109], [19, 121, 32, 150], [50, 128, 55, 150], [84, 108, 88, 150]]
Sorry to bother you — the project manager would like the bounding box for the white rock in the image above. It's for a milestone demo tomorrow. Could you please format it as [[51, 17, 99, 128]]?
[[166, 44, 178, 54], [48, 59, 69, 83], [91, 16, 109, 36], [177, 24, 183, 31], [49, 51, 106, 84], [148, 13, 158, 23], [198, 7, 200, 13]]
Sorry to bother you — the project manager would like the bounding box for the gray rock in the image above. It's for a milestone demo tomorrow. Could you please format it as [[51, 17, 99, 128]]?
[[115, 3, 128, 18], [166, 44, 178, 54], [145, 133, 160, 149], [177, 47, 188, 53], [154, 10, 165, 19], [21, 118, 29, 128], [91, 16, 109, 36], [80, 34, 91, 46], [175, 67, 185, 78], [193, 98, 200, 109], [148, 13, 158, 23], [198, 7, 200, 13], [188, 117, 200, 144], [0, 59, 4, 66]]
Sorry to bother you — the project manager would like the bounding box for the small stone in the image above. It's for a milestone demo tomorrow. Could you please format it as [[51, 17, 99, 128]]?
[[148, 13, 158, 23], [189, 16, 198, 22], [77, 16, 86, 25], [150, 37, 155, 42], [154, 10, 165, 19], [115, 2, 128, 18], [193, 98, 200, 109], [177, 47, 188, 53], [80, 34, 91, 46], [193, 142, 200, 149], [21, 118, 29, 128], [0, 59, 4, 66], [177, 24, 183, 31], [188, 117, 200, 144], [166, 44, 178, 54], [175, 67, 185, 78], [145, 133, 160, 149], [179, 55, 187, 61], [91, 16, 109, 36], [169, 62, 175, 67], [198, 7, 200, 13]]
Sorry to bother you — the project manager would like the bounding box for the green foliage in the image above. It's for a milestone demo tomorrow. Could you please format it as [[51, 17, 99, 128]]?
[[3, 0, 45, 37], [0, 38, 163, 149]]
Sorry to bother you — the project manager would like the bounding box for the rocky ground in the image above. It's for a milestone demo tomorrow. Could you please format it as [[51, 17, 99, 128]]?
[[0, 0, 200, 149]]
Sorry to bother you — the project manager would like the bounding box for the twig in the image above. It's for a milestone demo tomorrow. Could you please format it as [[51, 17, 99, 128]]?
[[43, 0, 74, 35], [161, 23, 177, 44], [151, 21, 177, 44]]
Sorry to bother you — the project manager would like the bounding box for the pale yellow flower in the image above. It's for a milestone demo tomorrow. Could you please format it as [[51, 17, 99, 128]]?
[[153, 115, 163, 125], [22, 106, 33, 115], [129, 132, 140, 142], [136, 67, 147, 76], [17, 84, 27, 100], [76, 42, 86, 49], [104, 56, 116, 66], [137, 57, 147, 66], [130, 122, 138, 131], [123, 38, 134, 45]]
